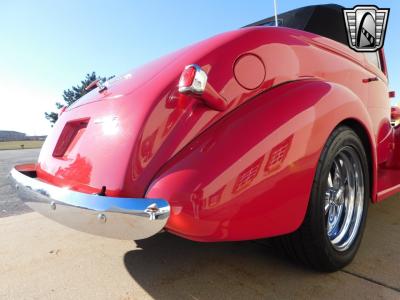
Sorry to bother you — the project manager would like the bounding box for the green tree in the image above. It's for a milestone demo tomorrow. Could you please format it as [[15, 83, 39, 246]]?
[[45, 72, 113, 124]]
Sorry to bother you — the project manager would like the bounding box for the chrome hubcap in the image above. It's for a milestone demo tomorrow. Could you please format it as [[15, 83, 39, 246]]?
[[324, 147, 364, 252]]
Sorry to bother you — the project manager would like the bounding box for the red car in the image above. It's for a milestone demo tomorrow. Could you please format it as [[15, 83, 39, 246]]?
[[10, 4, 399, 271]]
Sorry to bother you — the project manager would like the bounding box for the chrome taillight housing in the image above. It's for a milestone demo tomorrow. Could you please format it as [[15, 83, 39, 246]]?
[[178, 64, 208, 95]]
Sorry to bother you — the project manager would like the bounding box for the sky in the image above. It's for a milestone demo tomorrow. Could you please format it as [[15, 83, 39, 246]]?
[[1, 0, 399, 135]]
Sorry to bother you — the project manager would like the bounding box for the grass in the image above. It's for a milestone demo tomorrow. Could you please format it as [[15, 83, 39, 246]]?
[[0, 140, 44, 150]]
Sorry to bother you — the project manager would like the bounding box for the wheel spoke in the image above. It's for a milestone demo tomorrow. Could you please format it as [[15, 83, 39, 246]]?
[[337, 156, 348, 186], [327, 172, 334, 188], [331, 154, 355, 245], [332, 160, 342, 187], [324, 200, 331, 214], [325, 187, 334, 214], [327, 204, 334, 232]]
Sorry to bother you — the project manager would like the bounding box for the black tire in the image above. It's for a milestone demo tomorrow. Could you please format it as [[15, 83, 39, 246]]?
[[273, 126, 370, 272]]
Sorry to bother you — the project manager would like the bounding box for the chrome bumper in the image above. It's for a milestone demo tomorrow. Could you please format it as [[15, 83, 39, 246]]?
[[9, 166, 170, 240]]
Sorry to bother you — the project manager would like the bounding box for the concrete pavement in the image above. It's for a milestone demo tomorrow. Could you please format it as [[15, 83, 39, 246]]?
[[1, 149, 399, 299]]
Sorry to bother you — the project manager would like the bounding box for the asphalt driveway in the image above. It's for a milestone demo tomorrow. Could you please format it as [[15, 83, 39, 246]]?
[[0, 149, 37, 217]]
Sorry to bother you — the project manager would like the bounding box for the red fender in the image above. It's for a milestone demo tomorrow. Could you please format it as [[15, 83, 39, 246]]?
[[146, 79, 377, 242]]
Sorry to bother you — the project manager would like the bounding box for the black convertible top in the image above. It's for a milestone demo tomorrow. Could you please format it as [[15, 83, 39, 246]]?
[[245, 4, 348, 45]]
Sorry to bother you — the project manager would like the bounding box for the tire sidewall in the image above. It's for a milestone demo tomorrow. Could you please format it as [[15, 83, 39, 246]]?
[[311, 127, 370, 269]]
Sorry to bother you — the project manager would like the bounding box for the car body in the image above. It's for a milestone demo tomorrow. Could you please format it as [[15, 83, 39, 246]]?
[[10, 4, 399, 270]]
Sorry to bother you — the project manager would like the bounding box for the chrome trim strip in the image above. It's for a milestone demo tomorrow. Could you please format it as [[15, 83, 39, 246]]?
[[9, 167, 170, 240]]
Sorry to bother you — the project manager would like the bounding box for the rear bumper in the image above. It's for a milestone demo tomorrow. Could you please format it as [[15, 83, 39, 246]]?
[[9, 165, 170, 240]]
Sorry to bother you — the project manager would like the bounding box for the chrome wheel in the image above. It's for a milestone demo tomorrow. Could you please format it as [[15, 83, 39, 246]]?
[[276, 127, 369, 271], [324, 146, 364, 252]]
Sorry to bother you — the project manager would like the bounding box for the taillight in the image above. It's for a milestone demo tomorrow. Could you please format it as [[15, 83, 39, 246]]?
[[178, 63, 228, 111], [178, 64, 208, 94], [179, 66, 196, 87]]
